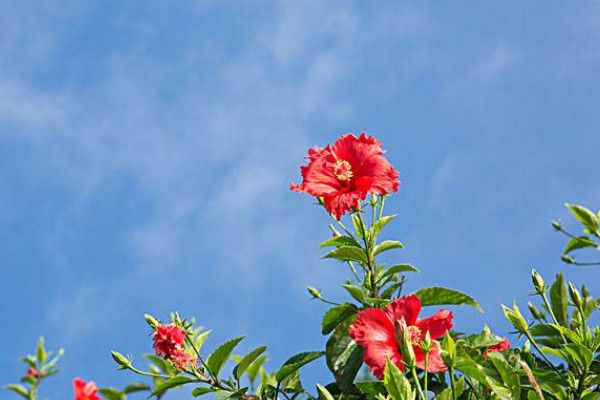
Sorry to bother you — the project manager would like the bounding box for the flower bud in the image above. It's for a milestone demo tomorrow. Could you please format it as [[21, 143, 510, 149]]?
[[422, 331, 432, 353], [531, 269, 545, 294], [144, 313, 160, 329], [561, 254, 575, 264], [582, 285, 590, 298], [502, 303, 529, 333], [441, 333, 455, 368], [395, 321, 415, 368], [568, 283, 583, 308], [482, 324, 492, 336], [551, 220, 562, 231], [523, 340, 531, 353], [370, 194, 378, 207], [307, 286, 323, 300], [111, 351, 132, 369]]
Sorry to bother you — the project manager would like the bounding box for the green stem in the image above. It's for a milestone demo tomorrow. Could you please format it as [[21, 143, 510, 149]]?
[[574, 366, 588, 399], [378, 196, 386, 220], [410, 366, 426, 400], [540, 292, 568, 344], [448, 367, 457, 400], [371, 197, 376, 227], [356, 211, 377, 298], [328, 212, 356, 239], [524, 332, 563, 376], [346, 261, 361, 282], [423, 353, 429, 399], [128, 365, 171, 379]]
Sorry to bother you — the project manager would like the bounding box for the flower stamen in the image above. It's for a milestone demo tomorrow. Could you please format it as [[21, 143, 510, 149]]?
[[333, 159, 353, 181]]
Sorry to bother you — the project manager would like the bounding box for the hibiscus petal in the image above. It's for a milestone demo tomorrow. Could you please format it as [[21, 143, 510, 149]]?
[[414, 343, 447, 373], [416, 310, 453, 339], [322, 192, 362, 220], [349, 308, 395, 345], [385, 294, 421, 326], [362, 341, 404, 379]]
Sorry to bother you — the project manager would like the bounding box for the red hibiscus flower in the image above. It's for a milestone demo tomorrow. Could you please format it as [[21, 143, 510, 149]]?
[[483, 338, 511, 358], [153, 324, 186, 359], [291, 133, 399, 219], [170, 349, 196, 370], [349, 294, 453, 379], [73, 378, 100, 400]]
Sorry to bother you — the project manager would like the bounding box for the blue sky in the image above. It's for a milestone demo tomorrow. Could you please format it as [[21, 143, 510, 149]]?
[[2, 1, 600, 398]]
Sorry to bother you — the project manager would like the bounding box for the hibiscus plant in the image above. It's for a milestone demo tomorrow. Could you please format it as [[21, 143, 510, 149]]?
[[3, 133, 600, 400]]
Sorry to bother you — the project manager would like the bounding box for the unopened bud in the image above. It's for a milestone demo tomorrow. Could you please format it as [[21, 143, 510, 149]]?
[[582, 285, 590, 298], [441, 333, 455, 368], [551, 220, 562, 231], [144, 313, 160, 329], [523, 340, 531, 353], [568, 283, 583, 308], [395, 321, 416, 368], [482, 324, 492, 336], [531, 269, 545, 293], [502, 303, 529, 333], [422, 331, 432, 353], [561, 254, 575, 264], [370, 195, 378, 207], [307, 286, 323, 300], [111, 351, 132, 369]]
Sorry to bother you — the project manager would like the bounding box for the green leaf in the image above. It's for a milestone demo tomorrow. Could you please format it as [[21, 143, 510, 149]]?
[[461, 330, 504, 349], [192, 387, 214, 397], [370, 215, 397, 239], [352, 214, 368, 240], [435, 377, 465, 400], [4, 384, 29, 398], [381, 264, 420, 278], [549, 273, 568, 326], [321, 303, 358, 335], [206, 336, 245, 377], [566, 203, 599, 232], [488, 353, 520, 399], [326, 321, 363, 392], [146, 354, 177, 376], [384, 358, 415, 400], [215, 387, 248, 399], [275, 351, 324, 382], [316, 384, 335, 400], [246, 354, 267, 383], [233, 346, 267, 380], [280, 369, 302, 392], [342, 284, 366, 303], [123, 382, 150, 394], [381, 281, 404, 299], [373, 240, 404, 256], [323, 246, 368, 264], [454, 350, 493, 388], [99, 388, 125, 400], [194, 330, 211, 352], [356, 381, 387, 398], [563, 236, 598, 254], [150, 376, 195, 397], [320, 236, 361, 248], [414, 286, 482, 312]]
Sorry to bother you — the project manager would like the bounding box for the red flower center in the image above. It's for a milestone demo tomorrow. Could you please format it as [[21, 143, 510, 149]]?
[[332, 159, 353, 182]]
